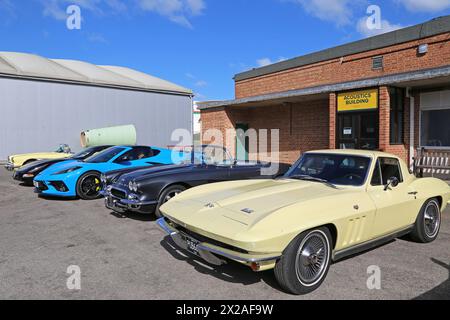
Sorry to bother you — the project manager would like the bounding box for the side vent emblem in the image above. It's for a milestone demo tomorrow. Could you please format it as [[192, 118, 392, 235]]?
[[241, 208, 254, 214], [205, 203, 215, 208]]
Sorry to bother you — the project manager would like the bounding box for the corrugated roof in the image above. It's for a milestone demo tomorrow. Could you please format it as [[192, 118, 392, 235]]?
[[0, 51, 192, 95]]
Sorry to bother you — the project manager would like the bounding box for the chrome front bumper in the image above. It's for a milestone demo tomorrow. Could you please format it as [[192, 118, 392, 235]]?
[[102, 188, 157, 213], [4, 162, 16, 171], [157, 218, 281, 267]]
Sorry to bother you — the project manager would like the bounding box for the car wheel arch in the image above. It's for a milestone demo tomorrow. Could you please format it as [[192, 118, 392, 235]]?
[[158, 182, 191, 199], [283, 223, 338, 253]]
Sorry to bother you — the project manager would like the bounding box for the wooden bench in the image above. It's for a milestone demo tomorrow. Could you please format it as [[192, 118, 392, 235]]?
[[414, 148, 450, 179]]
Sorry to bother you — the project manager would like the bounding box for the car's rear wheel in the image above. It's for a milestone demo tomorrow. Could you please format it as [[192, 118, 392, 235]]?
[[76, 171, 102, 200], [410, 198, 441, 243], [155, 185, 186, 218], [274, 227, 332, 295]]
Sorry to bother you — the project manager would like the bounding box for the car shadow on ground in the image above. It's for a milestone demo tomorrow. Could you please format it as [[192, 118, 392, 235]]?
[[413, 258, 450, 300], [37, 195, 79, 202], [160, 236, 282, 292], [108, 210, 157, 222]]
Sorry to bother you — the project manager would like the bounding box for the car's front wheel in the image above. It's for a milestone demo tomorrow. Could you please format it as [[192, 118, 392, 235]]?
[[274, 227, 332, 295], [76, 171, 102, 200], [410, 198, 441, 243], [155, 185, 187, 218]]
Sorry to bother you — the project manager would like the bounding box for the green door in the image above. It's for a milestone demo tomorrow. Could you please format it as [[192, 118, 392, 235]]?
[[235, 123, 249, 161]]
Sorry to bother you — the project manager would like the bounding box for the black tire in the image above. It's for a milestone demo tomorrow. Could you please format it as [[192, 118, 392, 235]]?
[[274, 227, 332, 295], [76, 171, 102, 200], [155, 185, 186, 218], [410, 198, 441, 243]]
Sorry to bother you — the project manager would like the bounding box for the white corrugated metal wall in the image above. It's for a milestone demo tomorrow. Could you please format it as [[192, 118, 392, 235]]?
[[0, 77, 193, 160]]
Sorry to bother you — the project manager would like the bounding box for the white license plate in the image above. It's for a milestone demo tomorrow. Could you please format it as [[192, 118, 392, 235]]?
[[185, 236, 200, 255]]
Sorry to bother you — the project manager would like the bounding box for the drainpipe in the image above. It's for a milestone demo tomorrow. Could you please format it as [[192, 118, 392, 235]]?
[[406, 87, 415, 171]]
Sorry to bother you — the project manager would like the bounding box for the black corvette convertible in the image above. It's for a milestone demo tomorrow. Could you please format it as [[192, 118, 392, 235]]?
[[102, 145, 289, 217], [13, 145, 112, 185]]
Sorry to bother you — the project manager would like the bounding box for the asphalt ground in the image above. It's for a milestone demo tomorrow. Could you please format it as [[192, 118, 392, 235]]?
[[0, 169, 448, 300]]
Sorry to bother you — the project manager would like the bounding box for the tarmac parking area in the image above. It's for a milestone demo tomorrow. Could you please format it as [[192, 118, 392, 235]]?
[[0, 169, 449, 300]]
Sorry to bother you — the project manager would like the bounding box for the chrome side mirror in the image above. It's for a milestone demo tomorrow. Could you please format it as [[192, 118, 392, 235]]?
[[384, 177, 400, 191]]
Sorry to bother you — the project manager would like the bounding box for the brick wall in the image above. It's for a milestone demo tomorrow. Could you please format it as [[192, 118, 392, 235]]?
[[235, 33, 450, 99]]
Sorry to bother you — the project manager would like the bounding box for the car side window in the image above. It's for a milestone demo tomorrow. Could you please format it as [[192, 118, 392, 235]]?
[[380, 157, 403, 184], [115, 147, 153, 162], [370, 160, 382, 186], [371, 157, 403, 186]]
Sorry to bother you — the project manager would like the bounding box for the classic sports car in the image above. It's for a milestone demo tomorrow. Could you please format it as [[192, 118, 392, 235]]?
[[33, 146, 179, 200], [158, 149, 450, 295], [103, 145, 288, 217], [5, 144, 72, 171], [13, 145, 112, 185]]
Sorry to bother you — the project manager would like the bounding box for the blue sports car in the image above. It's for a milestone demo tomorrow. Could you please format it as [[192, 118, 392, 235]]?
[[33, 146, 179, 200]]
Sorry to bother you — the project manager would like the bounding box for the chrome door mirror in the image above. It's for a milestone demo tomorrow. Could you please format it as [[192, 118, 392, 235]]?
[[384, 177, 400, 191]]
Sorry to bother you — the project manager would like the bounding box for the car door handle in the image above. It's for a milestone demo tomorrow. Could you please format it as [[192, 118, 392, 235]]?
[[408, 192, 418, 196]]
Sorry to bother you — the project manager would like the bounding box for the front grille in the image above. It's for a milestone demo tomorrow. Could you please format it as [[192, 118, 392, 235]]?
[[36, 181, 48, 191], [165, 218, 249, 254], [49, 181, 68, 192], [111, 188, 127, 199]]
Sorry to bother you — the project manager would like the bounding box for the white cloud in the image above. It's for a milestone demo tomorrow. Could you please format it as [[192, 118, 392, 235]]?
[[256, 57, 287, 67], [357, 17, 404, 37], [185, 73, 208, 88], [290, 0, 354, 26], [397, 0, 450, 12], [136, 0, 206, 28], [195, 80, 208, 87], [39, 0, 205, 28], [88, 32, 108, 44]]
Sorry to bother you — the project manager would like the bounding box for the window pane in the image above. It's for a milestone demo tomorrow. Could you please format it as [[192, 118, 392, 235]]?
[[390, 87, 404, 144], [380, 158, 403, 184], [421, 109, 450, 147], [371, 160, 382, 185]]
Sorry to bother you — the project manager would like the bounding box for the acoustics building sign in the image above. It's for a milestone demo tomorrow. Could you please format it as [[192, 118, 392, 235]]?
[[337, 89, 379, 112]]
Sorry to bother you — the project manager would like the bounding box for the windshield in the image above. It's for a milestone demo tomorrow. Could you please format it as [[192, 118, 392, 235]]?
[[287, 153, 371, 186], [192, 145, 233, 166], [84, 147, 125, 164], [71, 147, 97, 160]]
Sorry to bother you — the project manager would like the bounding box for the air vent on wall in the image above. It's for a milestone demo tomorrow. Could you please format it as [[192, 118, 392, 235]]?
[[372, 56, 384, 70]]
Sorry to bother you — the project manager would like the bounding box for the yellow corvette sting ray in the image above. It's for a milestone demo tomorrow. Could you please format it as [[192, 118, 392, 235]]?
[[158, 149, 450, 295], [5, 144, 72, 171]]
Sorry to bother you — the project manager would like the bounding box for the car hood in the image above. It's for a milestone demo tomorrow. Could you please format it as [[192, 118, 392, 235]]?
[[16, 158, 69, 173], [118, 164, 195, 183], [36, 159, 82, 176], [10, 152, 71, 162], [162, 179, 346, 235]]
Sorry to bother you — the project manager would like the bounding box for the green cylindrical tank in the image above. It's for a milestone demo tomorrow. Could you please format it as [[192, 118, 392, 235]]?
[[80, 125, 137, 147]]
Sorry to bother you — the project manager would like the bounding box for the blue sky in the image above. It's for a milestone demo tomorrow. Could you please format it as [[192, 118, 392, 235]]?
[[0, 0, 449, 101]]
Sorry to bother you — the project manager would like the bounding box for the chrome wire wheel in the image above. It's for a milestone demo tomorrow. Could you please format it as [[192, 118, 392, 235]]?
[[424, 200, 440, 238], [295, 230, 330, 287]]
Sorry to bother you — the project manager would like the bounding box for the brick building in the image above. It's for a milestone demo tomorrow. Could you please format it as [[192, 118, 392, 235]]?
[[198, 16, 450, 167]]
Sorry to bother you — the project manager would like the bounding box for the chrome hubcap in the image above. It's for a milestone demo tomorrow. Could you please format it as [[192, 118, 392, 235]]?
[[424, 201, 440, 238], [295, 231, 329, 286]]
